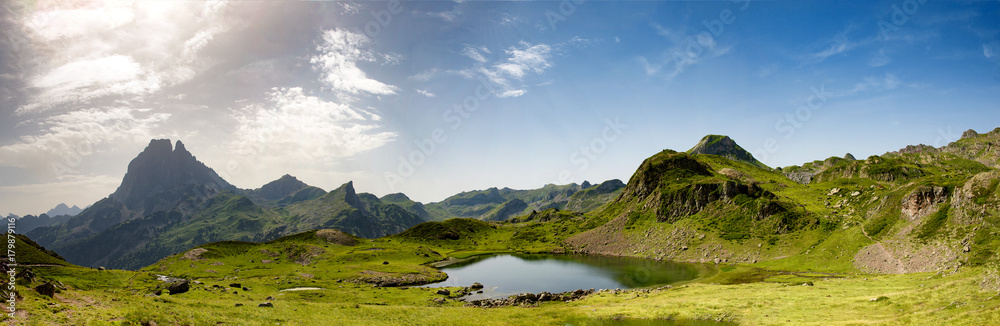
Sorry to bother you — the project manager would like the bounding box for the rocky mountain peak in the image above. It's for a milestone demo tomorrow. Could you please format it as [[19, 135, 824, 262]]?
[[110, 139, 234, 212], [844, 153, 857, 161], [687, 135, 767, 169], [962, 129, 979, 139]]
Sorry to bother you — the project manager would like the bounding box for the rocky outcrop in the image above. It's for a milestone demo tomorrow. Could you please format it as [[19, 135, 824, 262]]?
[[658, 181, 779, 222], [962, 129, 979, 139], [901, 185, 948, 220], [844, 153, 857, 161], [619, 151, 713, 201]]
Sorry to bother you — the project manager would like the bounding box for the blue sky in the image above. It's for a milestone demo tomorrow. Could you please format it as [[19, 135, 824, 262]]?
[[1, 0, 998, 215]]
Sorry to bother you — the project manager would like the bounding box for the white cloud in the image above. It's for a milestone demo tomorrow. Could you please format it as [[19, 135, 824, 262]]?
[[496, 42, 552, 78], [416, 89, 437, 97], [461, 45, 490, 63], [452, 41, 554, 98], [230, 87, 396, 167], [0, 107, 171, 176], [408, 68, 441, 82], [311, 29, 398, 99], [22, 56, 162, 113], [17, 1, 237, 113]]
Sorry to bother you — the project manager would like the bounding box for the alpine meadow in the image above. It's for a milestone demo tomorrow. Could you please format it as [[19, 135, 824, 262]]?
[[2, 1, 1000, 325]]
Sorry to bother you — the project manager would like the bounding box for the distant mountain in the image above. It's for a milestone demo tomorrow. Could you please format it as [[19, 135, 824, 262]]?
[[28, 139, 424, 270], [45, 203, 83, 217], [14, 214, 72, 234], [423, 180, 626, 221], [783, 128, 1000, 185], [687, 135, 768, 169], [253, 174, 309, 201]]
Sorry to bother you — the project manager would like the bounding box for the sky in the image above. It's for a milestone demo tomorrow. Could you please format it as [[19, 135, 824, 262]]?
[[1, 0, 999, 216]]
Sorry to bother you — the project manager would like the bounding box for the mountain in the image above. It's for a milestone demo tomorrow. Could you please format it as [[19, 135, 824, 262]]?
[[380, 193, 432, 220], [253, 174, 309, 201], [45, 203, 83, 216], [423, 181, 625, 221], [13, 214, 72, 234], [27, 140, 424, 270], [687, 135, 768, 169]]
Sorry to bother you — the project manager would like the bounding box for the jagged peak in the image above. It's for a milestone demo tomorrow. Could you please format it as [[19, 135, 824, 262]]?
[[962, 129, 979, 139]]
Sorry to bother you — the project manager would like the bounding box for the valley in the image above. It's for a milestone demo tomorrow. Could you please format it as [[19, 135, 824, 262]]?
[[9, 130, 1000, 325]]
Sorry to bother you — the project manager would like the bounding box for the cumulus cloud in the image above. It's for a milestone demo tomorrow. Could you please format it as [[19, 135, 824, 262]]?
[[0, 107, 171, 176], [230, 87, 396, 169], [416, 89, 437, 97], [310, 29, 399, 99]]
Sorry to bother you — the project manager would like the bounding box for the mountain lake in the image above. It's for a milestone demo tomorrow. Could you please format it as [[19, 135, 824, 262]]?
[[421, 254, 714, 301]]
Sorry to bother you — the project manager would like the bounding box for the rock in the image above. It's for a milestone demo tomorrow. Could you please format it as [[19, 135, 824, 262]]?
[[35, 283, 57, 298], [851, 191, 861, 197], [258, 302, 274, 308], [470, 282, 484, 290], [98, 266, 106, 271], [153, 289, 163, 296], [243, 287, 251, 291], [436, 289, 451, 296], [261, 260, 273, 264], [433, 297, 446, 304], [265, 296, 275, 300], [844, 153, 857, 161], [382, 261, 389, 265], [962, 129, 979, 139], [229, 283, 242, 288], [901, 186, 947, 219], [235, 303, 244, 307], [168, 280, 190, 294], [827, 188, 841, 196]]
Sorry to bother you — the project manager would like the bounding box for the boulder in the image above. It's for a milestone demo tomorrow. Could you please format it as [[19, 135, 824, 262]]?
[[258, 302, 274, 308], [470, 282, 484, 290], [35, 283, 57, 298], [962, 129, 979, 139], [436, 289, 451, 296], [168, 280, 190, 295], [229, 283, 242, 288]]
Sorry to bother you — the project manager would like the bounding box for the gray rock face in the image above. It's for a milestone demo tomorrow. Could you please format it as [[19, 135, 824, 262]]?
[[901, 186, 948, 220], [962, 129, 979, 139]]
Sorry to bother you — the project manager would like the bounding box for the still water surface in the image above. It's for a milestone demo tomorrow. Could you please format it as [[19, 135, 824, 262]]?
[[422, 254, 710, 301]]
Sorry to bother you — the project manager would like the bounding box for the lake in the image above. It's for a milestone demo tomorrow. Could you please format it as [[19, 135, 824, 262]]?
[[421, 254, 711, 301]]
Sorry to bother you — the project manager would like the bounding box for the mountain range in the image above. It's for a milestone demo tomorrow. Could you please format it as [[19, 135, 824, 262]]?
[[26, 139, 624, 270]]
